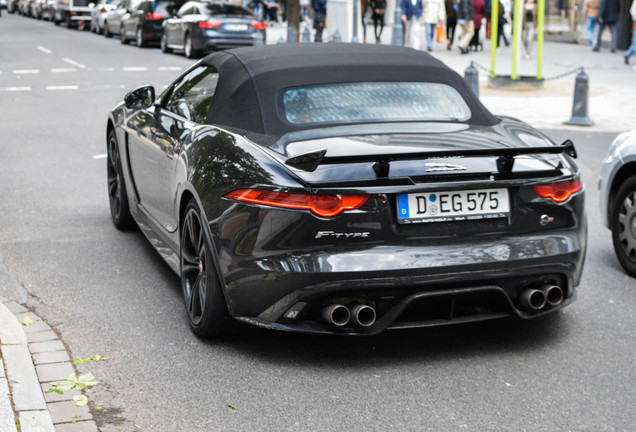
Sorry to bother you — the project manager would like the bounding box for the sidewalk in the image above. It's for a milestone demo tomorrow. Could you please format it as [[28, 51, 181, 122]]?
[[0, 247, 98, 432], [266, 20, 635, 133]]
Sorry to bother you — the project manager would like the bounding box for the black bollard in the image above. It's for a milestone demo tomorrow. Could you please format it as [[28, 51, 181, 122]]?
[[391, 4, 403, 46], [464, 62, 479, 98], [565, 68, 594, 126]]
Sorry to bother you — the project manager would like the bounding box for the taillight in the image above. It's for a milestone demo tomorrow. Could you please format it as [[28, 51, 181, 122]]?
[[100, 7, 107, 12], [533, 178, 582, 203], [199, 19, 222, 29], [145, 12, 162, 20], [224, 189, 370, 218], [250, 21, 266, 30]]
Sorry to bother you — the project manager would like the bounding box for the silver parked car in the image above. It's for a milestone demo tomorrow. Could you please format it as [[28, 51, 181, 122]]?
[[599, 130, 636, 277], [90, 0, 121, 33]]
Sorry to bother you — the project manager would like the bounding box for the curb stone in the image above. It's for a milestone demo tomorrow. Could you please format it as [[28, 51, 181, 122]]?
[[0, 299, 100, 432]]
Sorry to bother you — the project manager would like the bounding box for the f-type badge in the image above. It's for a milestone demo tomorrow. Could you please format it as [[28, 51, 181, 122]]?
[[425, 163, 467, 172]]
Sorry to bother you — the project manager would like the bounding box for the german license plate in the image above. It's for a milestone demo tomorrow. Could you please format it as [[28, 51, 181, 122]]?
[[397, 188, 510, 223], [225, 24, 248, 32]]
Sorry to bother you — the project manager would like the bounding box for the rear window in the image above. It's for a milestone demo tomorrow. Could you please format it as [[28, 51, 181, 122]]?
[[205, 3, 252, 15], [282, 83, 471, 125], [152, 0, 184, 15]]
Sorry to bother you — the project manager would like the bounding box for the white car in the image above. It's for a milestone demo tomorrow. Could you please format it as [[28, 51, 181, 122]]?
[[599, 130, 636, 277], [90, 0, 121, 34]]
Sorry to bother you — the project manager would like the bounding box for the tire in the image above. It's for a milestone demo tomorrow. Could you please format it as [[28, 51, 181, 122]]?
[[120, 26, 128, 44], [160, 32, 171, 53], [184, 34, 197, 59], [103, 20, 111, 37], [136, 27, 146, 47], [107, 129, 136, 230], [180, 199, 234, 338], [610, 176, 636, 277]]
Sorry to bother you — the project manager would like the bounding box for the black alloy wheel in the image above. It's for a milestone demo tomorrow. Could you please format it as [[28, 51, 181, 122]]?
[[136, 28, 146, 47], [161, 32, 171, 53], [107, 130, 135, 230], [611, 176, 636, 277], [180, 199, 233, 337]]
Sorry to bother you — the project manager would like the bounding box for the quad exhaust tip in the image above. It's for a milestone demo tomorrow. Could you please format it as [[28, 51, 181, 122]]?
[[321, 303, 377, 327], [321, 304, 350, 327], [350, 304, 377, 327], [519, 285, 564, 311], [544, 285, 564, 306]]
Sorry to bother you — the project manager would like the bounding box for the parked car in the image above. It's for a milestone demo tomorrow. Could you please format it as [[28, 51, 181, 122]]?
[[18, 0, 33, 16], [6, 0, 18, 13], [107, 44, 587, 338], [161, 1, 265, 58], [599, 130, 636, 277], [102, 0, 137, 37], [53, 0, 92, 28], [32, 0, 51, 19], [0, 0, 7, 10], [90, 0, 121, 33], [119, 0, 185, 47]]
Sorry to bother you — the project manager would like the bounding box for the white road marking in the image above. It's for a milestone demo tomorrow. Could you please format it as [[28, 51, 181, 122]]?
[[0, 87, 32, 92], [46, 85, 79, 91], [87, 67, 115, 72], [158, 66, 183, 71], [51, 68, 77, 73], [63, 58, 86, 69], [13, 69, 40, 74], [93, 154, 107, 160], [95, 85, 127, 89], [123, 67, 149, 72], [37, 46, 53, 54]]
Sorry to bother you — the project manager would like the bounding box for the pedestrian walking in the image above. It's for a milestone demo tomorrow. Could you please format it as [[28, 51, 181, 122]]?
[[593, 0, 620, 52], [469, 0, 485, 50], [422, 0, 446, 51], [625, 0, 636, 64], [445, 0, 457, 50], [312, 0, 326, 42], [370, 0, 386, 43], [401, 0, 424, 49], [582, 0, 600, 46], [497, 0, 510, 47], [456, 0, 475, 53], [522, 0, 537, 58]]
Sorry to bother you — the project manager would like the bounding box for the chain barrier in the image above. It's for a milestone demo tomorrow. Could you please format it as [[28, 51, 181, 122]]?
[[470, 61, 583, 81]]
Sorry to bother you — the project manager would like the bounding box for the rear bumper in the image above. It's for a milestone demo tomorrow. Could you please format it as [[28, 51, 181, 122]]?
[[220, 222, 587, 334], [194, 32, 264, 51]]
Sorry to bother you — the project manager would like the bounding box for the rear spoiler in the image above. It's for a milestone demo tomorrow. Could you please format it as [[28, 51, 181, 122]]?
[[284, 140, 577, 178]]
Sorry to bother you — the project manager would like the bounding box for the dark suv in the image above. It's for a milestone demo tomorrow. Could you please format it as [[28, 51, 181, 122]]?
[[120, 0, 184, 47]]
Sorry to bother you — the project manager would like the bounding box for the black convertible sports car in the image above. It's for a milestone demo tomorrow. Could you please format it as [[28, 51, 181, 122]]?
[[107, 44, 587, 337]]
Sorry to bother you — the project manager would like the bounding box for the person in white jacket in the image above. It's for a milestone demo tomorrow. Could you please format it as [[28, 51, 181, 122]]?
[[422, 0, 446, 51]]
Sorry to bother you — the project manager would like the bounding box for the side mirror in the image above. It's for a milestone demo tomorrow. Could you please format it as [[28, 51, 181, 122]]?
[[124, 85, 155, 110]]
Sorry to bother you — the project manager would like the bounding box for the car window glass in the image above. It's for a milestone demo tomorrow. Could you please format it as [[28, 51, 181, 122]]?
[[282, 83, 472, 125], [205, 3, 252, 16], [164, 66, 219, 124], [153, 0, 184, 15]]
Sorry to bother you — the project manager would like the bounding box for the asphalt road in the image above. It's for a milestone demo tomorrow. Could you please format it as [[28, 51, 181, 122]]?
[[1, 14, 635, 432]]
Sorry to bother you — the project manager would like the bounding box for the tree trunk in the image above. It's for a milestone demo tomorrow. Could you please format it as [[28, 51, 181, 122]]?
[[287, 0, 300, 42]]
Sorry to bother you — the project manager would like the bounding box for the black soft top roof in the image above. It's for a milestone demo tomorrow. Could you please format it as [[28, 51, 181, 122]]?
[[203, 43, 498, 137]]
